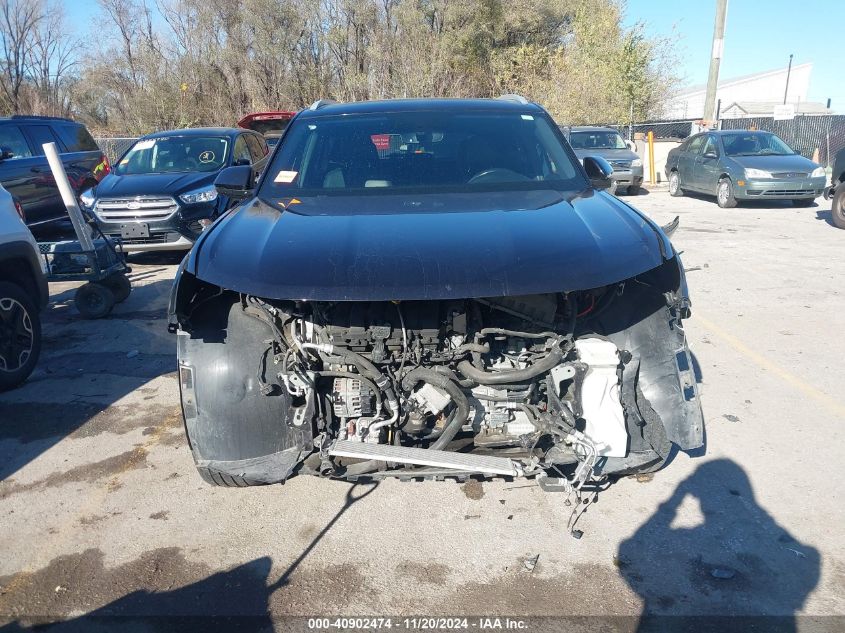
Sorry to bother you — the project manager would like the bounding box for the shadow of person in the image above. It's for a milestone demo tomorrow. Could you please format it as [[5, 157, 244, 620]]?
[[618, 459, 819, 633]]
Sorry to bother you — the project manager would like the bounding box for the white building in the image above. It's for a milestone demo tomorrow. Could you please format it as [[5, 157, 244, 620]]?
[[662, 62, 813, 120]]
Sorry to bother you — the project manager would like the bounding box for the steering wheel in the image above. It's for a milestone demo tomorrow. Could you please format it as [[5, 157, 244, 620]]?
[[184, 158, 199, 170], [468, 168, 531, 184]]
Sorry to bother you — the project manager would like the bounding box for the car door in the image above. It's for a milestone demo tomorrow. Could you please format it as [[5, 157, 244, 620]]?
[[20, 124, 67, 224], [0, 124, 51, 227], [694, 134, 721, 194], [679, 135, 705, 191]]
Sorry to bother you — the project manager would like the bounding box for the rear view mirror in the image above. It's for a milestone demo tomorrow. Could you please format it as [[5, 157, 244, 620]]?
[[214, 165, 254, 200], [583, 156, 614, 191]]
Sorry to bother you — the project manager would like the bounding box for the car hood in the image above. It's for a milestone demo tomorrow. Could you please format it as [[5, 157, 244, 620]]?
[[573, 148, 639, 161], [93, 171, 218, 199], [730, 154, 818, 172], [188, 190, 670, 301]]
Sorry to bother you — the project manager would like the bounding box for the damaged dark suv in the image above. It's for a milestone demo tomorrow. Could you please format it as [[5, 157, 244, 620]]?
[[169, 97, 704, 490]]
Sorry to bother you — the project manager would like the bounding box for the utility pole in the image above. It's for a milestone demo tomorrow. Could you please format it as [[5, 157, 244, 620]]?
[[783, 54, 793, 104], [703, 0, 728, 126]]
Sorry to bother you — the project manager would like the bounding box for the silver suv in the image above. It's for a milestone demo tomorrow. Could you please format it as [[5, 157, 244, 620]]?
[[563, 126, 644, 195], [0, 183, 47, 390]]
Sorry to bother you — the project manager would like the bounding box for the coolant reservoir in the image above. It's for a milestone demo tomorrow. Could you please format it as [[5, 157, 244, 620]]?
[[573, 338, 628, 457]]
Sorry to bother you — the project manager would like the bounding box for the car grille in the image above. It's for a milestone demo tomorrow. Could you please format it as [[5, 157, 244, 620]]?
[[609, 160, 632, 169], [771, 172, 809, 179], [94, 196, 179, 222]]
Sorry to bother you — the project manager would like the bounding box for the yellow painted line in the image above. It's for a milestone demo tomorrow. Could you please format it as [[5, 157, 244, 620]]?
[[695, 314, 845, 419]]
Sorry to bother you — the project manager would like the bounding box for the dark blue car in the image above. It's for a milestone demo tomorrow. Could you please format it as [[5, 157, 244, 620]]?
[[169, 97, 705, 489], [83, 127, 268, 251]]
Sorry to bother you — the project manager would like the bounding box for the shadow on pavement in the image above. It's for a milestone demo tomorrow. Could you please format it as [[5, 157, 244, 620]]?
[[618, 458, 820, 632], [0, 482, 378, 631]]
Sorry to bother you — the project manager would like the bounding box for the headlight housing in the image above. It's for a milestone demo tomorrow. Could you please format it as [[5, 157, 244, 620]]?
[[179, 185, 218, 205], [631, 158, 642, 167], [79, 188, 95, 209], [744, 168, 770, 179], [811, 166, 826, 178]]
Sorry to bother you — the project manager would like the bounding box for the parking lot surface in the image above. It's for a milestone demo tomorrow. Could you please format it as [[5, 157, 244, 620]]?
[[1, 191, 844, 628]]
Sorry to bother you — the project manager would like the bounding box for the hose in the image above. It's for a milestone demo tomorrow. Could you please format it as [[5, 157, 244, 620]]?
[[401, 368, 470, 450], [456, 346, 564, 385]]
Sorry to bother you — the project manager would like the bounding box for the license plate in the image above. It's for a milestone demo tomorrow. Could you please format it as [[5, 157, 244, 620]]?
[[120, 223, 149, 238]]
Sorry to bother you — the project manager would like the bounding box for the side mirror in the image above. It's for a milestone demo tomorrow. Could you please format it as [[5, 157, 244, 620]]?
[[214, 165, 254, 199], [583, 156, 614, 190], [0, 147, 14, 160], [703, 151, 718, 159]]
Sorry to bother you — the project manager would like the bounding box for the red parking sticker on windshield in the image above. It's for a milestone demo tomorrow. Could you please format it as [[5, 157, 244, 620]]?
[[199, 151, 215, 163]]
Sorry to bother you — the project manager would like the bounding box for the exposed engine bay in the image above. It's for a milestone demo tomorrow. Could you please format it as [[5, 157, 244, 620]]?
[[172, 256, 703, 491], [228, 291, 649, 490]]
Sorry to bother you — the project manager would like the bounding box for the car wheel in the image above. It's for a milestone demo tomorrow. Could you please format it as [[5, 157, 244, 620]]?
[[792, 198, 815, 208], [668, 171, 683, 197], [832, 188, 845, 229], [627, 185, 641, 196], [75, 282, 115, 319], [0, 281, 42, 391], [197, 466, 264, 487], [103, 273, 131, 303], [716, 178, 738, 208]]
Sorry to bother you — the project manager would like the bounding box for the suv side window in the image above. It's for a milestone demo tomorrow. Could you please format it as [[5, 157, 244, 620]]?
[[55, 124, 99, 152], [22, 125, 63, 154], [0, 126, 34, 159], [687, 135, 705, 154], [233, 135, 252, 165], [245, 134, 265, 162], [702, 135, 719, 157]]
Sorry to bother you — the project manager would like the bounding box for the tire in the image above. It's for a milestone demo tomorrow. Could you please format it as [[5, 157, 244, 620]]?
[[74, 283, 115, 319], [668, 171, 683, 197], [832, 187, 845, 229], [716, 178, 738, 208], [0, 281, 42, 391], [792, 198, 815, 208], [103, 273, 131, 303], [197, 466, 263, 487], [627, 185, 641, 196]]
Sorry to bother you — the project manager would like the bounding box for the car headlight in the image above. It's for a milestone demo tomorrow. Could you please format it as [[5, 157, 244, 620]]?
[[811, 166, 826, 178], [179, 185, 218, 205], [79, 188, 95, 209], [744, 168, 770, 179], [631, 158, 642, 167]]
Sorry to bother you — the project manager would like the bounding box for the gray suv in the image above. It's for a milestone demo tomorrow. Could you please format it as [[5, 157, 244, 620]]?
[[563, 126, 644, 195]]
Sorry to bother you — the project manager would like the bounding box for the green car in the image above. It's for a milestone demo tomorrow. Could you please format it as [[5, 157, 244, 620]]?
[[665, 130, 827, 208]]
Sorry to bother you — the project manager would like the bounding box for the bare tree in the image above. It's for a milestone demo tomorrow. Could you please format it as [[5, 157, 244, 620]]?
[[0, 0, 42, 113]]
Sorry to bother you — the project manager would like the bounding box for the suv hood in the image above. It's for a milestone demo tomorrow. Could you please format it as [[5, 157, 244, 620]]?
[[188, 190, 670, 301], [93, 171, 218, 199], [573, 148, 639, 161]]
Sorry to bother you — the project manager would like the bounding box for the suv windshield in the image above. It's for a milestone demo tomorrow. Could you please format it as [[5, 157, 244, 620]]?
[[722, 132, 795, 157], [260, 111, 585, 198], [569, 131, 627, 150], [115, 136, 229, 175]]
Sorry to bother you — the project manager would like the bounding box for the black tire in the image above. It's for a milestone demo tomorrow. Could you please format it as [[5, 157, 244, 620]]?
[[792, 198, 815, 208], [627, 185, 641, 196], [0, 281, 42, 391], [75, 283, 115, 319], [197, 466, 263, 487], [716, 178, 738, 208], [668, 171, 683, 197], [832, 188, 845, 229], [103, 273, 131, 303]]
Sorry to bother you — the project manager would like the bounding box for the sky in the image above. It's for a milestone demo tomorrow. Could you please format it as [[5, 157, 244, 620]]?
[[62, 0, 844, 114]]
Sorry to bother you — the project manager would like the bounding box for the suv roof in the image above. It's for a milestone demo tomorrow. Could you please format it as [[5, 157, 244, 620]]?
[[297, 98, 544, 120], [0, 115, 79, 123], [143, 127, 246, 140], [567, 126, 619, 133]]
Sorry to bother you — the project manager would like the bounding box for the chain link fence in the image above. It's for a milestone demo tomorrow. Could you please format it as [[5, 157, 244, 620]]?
[[95, 137, 138, 163]]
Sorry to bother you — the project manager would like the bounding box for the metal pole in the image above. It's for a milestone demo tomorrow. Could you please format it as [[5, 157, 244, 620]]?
[[647, 131, 656, 185], [42, 142, 94, 251], [783, 53, 793, 105], [703, 0, 728, 124]]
